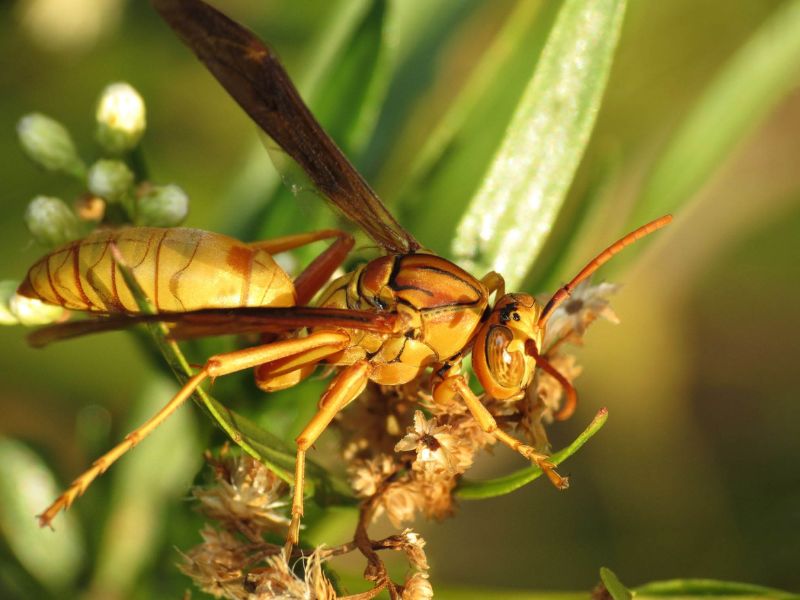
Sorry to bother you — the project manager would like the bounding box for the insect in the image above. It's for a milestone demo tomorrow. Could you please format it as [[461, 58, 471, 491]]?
[[24, 0, 671, 551]]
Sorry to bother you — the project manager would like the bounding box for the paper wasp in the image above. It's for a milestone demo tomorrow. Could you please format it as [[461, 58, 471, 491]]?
[[21, 0, 671, 549]]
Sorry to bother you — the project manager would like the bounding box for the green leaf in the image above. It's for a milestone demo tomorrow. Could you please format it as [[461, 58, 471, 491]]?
[[633, 0, 800, 225], [392, 1, 560, 253], [600, 567, 633, 600], [89, 376, 201, 597], [452, 0, 627, 290], [456, 408, 608, 499], [635, 578, 799, 599], [0, 438, 83, 592]]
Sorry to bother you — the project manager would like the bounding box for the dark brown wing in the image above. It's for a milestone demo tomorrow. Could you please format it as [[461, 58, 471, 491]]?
[[151, 0, 420, 255], [28, 306, 398, 347]]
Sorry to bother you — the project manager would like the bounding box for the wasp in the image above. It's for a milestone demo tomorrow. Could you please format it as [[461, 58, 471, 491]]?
[[22, 0, 671, 550]]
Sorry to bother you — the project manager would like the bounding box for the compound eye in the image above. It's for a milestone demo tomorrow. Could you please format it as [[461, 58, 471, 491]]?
[[484, 325, 525, 388]]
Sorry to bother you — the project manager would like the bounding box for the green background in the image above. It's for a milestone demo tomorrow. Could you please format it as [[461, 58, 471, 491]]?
[[0, 0, 798, 597]]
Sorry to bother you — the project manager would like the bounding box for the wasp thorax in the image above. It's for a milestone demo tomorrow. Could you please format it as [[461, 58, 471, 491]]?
[[472, 293, 544, 400]]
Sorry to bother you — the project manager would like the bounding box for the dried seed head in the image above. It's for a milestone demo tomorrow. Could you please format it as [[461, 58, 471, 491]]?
[[399, 529, 429, 572], [378, 480, 424, 528], [543, 279, 620, 347], [194, 454, 290, 535], [402, 572, 434, 600], [349, 454, 396, 499], [179, 525, 248, 599]]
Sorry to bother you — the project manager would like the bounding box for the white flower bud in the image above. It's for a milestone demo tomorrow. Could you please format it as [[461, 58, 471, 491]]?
[[0, 281, 19, 325], [24, 196, 82, 247], [87, 159, 134, 202], [95, 83, 146, 154], [9, 292, 66, 326], [17, 113, 86, 178], [135, 184, 189, 227]]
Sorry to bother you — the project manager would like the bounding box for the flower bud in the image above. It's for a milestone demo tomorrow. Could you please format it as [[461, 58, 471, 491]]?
[[9, 292, 66, 326], [17, 113, 86, 178], [95, 83, 146, 154], [0, 281, 19, 325], [135, 184, 189, 227], [87, 159, 134, 203], [24, 196, 82, 247]]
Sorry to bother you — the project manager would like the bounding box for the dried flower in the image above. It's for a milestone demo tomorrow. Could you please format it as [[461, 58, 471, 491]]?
[[395, 411, 462, 475], [402, 572, 433, 600], [378, 481, 424, 528], [417, 476, 456, 521], [194, 454, 290, 536], [244, 551, 335, 600], [349, 454, 396, 498], [543, 279, 620, 347], [399, 529, 429, 572], [179, 526, 248, 599]]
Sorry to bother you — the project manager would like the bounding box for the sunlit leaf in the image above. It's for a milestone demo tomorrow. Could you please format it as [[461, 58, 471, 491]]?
[[89, 376, 201, 597], [635, 578, 799, 598], [600, 567, 633, 600], [456, 408, 607, 499], [633, 0, 800, 224], [453, 0, 627, 290], [0, 438, 83, 591]]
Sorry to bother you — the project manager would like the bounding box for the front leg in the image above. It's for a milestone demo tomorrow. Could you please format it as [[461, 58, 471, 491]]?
[[433, 374, 569, 490]]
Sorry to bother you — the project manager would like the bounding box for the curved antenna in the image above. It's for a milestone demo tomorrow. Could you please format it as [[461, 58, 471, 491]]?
[[538, 214, 672, 326]]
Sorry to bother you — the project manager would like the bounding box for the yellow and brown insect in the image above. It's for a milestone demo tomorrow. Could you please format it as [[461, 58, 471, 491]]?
[[21, 0, 671, 551]]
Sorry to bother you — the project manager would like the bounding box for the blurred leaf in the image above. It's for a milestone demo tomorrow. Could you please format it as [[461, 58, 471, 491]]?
[[452, 0, 627, 290], [600, 567, 633, 600], [396, 2, 547, 195], [633, 0, 800, 225], [391, 1, 560, 253], [88, 375, 201, 598], [0, 438, 83, 592], [434, 589, 585, 600], [456, 408, 608, 499], [634, 578, 799, 598]]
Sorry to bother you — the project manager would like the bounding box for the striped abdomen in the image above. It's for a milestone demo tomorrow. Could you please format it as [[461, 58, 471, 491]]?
[[18, 227, 295, 314]]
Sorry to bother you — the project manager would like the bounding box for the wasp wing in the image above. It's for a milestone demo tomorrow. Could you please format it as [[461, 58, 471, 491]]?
[[151, 0, 420, 255], [28, 306, 397, 347]]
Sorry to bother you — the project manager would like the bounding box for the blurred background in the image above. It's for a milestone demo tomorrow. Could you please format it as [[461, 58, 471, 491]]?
[[0, 0, 799, 598]]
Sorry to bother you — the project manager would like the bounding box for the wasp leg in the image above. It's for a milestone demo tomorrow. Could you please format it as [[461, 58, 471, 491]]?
[[434, 375, 569, 490], [248, 229, 354, 305], [38, 331, 350, 528], [286, 360, 370, 557]]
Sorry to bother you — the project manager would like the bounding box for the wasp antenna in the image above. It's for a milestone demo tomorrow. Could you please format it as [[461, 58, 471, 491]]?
[[539, 214, 672, 326]]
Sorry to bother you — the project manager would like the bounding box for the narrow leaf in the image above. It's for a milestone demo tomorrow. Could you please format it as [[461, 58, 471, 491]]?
[[633, 0, 800, 224], [90, 376, 201, 597], [453, 0, 627, 290], [0, 438, 83, 591], [635, 578, 799, 599], [600, 567, 633, 600], [456, 408, 607, 499]]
